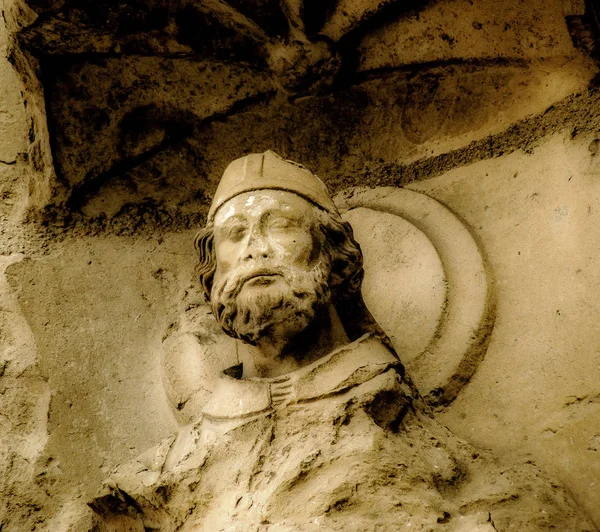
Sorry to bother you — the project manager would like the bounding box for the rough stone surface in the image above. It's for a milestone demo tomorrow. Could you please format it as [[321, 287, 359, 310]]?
[[94, 363, 595, 530], [2, 0, 594, 220], [357, 0, 578, 70], [0, 1, 30, 224], [44, 56, 273, 215], [4, 235, 186, 520], [0, 255, 51, 531], [410, 132, 600, 525], [1, 0, 600, 529], [33, 59, 597, 219]]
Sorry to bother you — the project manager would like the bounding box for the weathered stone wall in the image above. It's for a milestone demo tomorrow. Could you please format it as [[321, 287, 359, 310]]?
[[0, 0, 29, 223], [411, 131, 600, 525], [1, 0, 600, 529], [0, 1, 51, 529]]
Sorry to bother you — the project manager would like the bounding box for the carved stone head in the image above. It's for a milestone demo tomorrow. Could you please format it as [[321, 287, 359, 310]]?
[[194, 151, 364, 352]]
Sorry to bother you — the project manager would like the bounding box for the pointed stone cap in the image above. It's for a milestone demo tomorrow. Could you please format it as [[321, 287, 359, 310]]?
[[208, 150, 337, 221]]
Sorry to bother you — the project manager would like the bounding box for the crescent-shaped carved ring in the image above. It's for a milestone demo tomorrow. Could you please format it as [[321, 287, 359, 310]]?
[[335, 186, 496, 408]]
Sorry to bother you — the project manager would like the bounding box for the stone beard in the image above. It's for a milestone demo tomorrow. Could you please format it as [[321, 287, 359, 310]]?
[[209, 251, 332, 346]]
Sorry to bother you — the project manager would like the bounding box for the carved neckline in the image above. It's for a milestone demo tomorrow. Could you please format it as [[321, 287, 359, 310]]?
[[222, 333, 378, 382], [203, 334, 400, 420]]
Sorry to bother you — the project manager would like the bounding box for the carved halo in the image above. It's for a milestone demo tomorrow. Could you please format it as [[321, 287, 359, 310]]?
[[336, 186, 496, 408]]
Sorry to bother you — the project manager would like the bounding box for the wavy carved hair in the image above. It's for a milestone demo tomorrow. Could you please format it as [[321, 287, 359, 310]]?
[[194, 204, 364, 305]]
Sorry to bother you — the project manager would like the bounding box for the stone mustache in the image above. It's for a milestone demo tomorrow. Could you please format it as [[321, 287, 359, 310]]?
[[91, 151, 593, 531]]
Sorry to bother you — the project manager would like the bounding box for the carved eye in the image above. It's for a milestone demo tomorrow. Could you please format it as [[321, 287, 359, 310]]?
[[226, 224, 247, 241], [269, 218, 295, 231]]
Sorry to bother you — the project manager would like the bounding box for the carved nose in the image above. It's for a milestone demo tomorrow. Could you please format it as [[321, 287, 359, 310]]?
[[243, 235, 271, 261], [245, 251, 269, 260]]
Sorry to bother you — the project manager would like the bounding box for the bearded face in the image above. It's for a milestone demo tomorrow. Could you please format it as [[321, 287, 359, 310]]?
[[210, 254, 332, 345], [209, 191, 333, 347]]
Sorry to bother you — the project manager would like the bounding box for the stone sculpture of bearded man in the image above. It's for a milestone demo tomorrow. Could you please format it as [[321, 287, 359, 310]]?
[[193, 151, 377, 381], [91, 151, 594, 532]]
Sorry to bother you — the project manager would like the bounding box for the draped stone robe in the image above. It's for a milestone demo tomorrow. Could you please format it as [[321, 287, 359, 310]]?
[[91, 335, 594, 531]]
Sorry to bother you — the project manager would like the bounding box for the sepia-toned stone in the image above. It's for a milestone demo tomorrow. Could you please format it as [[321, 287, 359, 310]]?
[[2, 0, 600, 529], [90, 151, 595, 530]]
